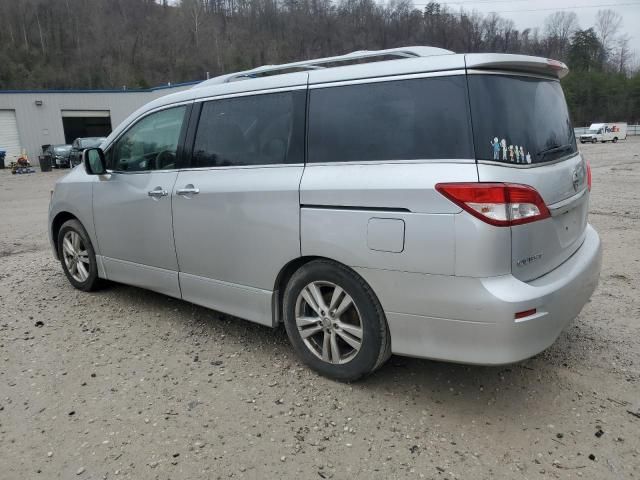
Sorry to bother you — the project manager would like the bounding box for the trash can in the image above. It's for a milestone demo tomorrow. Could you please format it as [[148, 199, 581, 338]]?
[[0, 150, 5, 169], [39, 154, 52, 172]]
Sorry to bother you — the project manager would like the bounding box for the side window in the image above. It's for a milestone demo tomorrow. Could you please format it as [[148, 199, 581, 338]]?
[[110, 106, 186, 172], [192, 90, 305, 168], [308, 76, 474, 163]]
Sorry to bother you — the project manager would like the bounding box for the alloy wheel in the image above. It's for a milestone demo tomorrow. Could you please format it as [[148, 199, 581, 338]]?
[[295, 281, 363, 364], [62, 230, 91, 282]]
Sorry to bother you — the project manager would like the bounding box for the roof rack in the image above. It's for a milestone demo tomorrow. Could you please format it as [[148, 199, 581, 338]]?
[[192, 46, 453, 89]]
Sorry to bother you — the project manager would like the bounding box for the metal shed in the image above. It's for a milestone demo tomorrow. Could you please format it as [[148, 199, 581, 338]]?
[[0, 82, 196, 166]]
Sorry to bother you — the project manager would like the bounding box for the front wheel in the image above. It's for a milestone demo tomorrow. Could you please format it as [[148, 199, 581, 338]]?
[[283, 260, 391, 381], [57, 219, 102, 291], [592, 138, 597, 144]]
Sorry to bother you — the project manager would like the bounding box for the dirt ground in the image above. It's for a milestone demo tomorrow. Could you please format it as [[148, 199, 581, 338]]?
[[1, 139, 639, 480]]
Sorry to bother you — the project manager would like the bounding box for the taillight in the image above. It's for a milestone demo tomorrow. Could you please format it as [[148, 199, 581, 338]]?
[[435, 183, 551, 227], [586, 160, 592, 191]]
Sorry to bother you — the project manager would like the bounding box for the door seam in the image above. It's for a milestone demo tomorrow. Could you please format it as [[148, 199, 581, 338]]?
[[169, 172, 183, 298]]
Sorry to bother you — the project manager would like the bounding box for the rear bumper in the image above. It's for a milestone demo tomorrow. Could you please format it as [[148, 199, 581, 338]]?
[[356, 224, 602, 365]]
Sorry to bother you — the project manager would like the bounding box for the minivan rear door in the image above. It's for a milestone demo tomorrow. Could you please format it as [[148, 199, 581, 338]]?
[[467, 71, 589, 281]]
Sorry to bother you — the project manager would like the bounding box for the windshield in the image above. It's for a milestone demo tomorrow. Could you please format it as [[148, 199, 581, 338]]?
[[468, 75, 577, 164], [588, 128, 600, 133], [54, 146, 70, 153]]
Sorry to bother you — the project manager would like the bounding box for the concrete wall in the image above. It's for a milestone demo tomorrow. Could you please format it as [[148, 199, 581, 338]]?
[[0, 83, 196, 164]]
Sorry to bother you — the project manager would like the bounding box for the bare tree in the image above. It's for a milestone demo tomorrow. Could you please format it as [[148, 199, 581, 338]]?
[[614, 34, 633, 74], [595, 9, 622, 55], [543, 11, 578, 59], [544, 11, 578, 42]]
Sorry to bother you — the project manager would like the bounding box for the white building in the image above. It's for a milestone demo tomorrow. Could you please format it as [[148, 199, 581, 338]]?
[[0, 82, 195, 166]]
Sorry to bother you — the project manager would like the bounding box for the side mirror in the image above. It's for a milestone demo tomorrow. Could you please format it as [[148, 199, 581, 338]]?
[[84, 148, 107, 175]]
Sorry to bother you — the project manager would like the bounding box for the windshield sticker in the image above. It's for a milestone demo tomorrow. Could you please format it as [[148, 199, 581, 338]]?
[[491, 137, 532, 164]]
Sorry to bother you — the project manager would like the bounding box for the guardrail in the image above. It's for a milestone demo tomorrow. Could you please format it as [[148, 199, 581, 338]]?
[[575, 125, 639, 136]]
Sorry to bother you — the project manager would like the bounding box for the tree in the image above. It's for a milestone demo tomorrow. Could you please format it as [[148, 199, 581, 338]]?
[[595, 9, 622, 56], [543, 11, 578, 59], [568, 29, 604, 72], [0, 0, 637, 124]]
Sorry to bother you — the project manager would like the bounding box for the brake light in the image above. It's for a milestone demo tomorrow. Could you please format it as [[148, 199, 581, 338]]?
[[586, 160, 592, 191], [547, 59, 566, 71], [435, 183, 551, 227]]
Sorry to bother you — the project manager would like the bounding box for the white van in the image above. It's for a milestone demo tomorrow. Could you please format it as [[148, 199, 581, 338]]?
[[579, 123, 627, 143]]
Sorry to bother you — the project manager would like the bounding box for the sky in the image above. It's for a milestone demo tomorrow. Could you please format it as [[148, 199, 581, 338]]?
[[434, 0, 640, 55]]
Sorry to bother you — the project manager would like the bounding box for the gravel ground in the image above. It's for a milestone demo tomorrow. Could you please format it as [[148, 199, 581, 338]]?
[[1, 139, 639, 480]]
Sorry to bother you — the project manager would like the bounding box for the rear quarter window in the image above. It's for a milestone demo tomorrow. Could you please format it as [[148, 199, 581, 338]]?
[[468, 74, 577, 164], [308, 76, 474, 163]]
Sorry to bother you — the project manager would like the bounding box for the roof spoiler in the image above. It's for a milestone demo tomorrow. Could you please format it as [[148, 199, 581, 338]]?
[[465, 53, 569, 79]]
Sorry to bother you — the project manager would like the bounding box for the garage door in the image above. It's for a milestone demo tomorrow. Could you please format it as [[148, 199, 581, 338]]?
[[0, 110, 21, 163], [61, 110, 112, 144]]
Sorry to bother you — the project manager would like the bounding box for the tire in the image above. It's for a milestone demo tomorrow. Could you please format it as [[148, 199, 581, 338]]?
[[592, 138, 597, 144], [613, 137, 618, 143], [57, 219, 102, 291], [283, 259, 391, 382]]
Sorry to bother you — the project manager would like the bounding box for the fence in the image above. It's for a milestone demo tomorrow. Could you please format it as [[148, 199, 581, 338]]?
[[574, 125, 640, 136]]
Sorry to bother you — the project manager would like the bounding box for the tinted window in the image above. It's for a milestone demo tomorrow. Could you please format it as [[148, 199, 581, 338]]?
[[192, 91, 305, 168], [468, 75, 577, 164], [110, 106, 186, 171], [308, 76, 473, 163]]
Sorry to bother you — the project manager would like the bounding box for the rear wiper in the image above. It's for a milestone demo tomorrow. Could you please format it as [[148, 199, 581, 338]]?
[[536, 144, 572, 161]]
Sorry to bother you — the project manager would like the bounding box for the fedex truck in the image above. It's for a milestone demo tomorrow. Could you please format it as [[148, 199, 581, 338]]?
[[579, 123, 628, 143]]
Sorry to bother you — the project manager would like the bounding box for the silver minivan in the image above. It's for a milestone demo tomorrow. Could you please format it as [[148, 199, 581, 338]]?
[[49, 47, 602, 381]]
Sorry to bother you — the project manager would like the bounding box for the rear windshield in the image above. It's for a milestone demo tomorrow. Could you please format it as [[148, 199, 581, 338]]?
[[468, 75, 577, 164]]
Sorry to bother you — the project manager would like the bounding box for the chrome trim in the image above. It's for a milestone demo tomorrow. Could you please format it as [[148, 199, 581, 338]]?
[[106, 168, 180, 175], [549, 188, 588, 217], [466, 69, 560, 81], [306, 158, 476, 167], [195, 85, 308, 103], [309, 69, 466, 89], [477, 151, 579, 169], [177, 163, 304, 173]]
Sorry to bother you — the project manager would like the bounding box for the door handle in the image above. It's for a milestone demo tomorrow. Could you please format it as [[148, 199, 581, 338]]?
[[176, 185, 200, 196], [148, 187, 168, 198]]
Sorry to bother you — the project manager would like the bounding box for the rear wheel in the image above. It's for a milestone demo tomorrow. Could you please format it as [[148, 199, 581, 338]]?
[[283, 260, 391, 381], [57, 219, 102, 291], [613, 137, 618, 143]]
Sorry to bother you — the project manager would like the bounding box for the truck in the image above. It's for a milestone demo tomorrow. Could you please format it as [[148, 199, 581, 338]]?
[[579, 123, 627, 143]]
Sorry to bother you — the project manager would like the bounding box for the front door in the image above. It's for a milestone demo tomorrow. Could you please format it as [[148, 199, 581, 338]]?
[[172, 90, 307, 325], [92, 105, 189, 297]]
